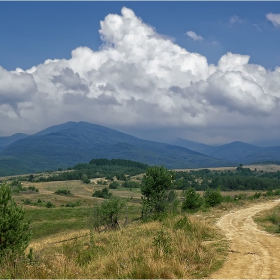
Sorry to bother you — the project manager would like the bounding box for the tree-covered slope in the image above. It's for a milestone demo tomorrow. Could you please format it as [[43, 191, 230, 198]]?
[[0, 133, 28, 152], [172, 138, 280, 164], [0, 122, 229, 176]]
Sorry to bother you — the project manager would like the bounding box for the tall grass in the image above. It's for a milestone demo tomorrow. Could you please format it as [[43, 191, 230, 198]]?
[[255, 205, 280, 234], [0, 214, 226, 279]]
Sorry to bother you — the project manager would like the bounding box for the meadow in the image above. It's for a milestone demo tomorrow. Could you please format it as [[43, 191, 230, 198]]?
[[2, 165, 280, 279]]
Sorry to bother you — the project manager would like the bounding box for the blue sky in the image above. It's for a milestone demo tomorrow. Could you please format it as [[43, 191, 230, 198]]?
[[0, 2, 280, 145], [1, 2, 279, 71]]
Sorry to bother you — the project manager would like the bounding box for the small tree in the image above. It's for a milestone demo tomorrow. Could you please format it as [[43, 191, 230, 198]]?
[[141, 166, 175, 218], [0, 183, 31, 257], [109, 181, 119, 189], [91, 196, 126, 232], [92, 187, 112, 199], [182, 187, 204, 211], [204, 188, 223, 207], [81, 174, 90, 184]]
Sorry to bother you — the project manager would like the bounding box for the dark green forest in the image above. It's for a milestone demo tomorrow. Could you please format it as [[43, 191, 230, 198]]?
[[174, 165, 280, 191]]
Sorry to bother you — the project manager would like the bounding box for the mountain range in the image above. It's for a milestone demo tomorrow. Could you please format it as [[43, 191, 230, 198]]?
[[0, 121, 279, 176], [0, 122, 228, 176], [171, 138, 280, 164]]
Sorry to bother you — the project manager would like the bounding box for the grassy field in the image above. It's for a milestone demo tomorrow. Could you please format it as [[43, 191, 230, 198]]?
[[2, 167, 280, 279], [254, 205, 280, 234], [1, 214, 227, 279]]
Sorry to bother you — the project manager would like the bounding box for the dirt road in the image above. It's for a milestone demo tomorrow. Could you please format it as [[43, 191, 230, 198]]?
[[211, 199, 280, 279]]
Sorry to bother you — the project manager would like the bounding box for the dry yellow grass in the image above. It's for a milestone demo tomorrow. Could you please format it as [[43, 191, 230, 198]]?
[[0, 214, 226, 279]]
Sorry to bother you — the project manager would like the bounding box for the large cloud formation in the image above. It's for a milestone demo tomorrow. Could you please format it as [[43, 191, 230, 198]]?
[[1, 7, 280, 144]]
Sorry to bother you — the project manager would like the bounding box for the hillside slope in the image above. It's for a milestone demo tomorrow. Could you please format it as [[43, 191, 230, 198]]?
[[0, 122, 229, 175], [0, 133, 28, 152], [172, 138, 280, 164]]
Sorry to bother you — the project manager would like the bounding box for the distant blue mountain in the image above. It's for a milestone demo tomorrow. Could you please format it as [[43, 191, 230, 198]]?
[[172, 138, 280, 164], [0, 133, 28, 152], [0, 122, 229, 176]]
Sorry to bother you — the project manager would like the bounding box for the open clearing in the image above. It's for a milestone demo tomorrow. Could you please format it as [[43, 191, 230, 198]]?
[[210, 199, 280, 279]]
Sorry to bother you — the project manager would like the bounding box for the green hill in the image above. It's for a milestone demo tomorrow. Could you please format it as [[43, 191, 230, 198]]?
[[0, 122, 229, 176]]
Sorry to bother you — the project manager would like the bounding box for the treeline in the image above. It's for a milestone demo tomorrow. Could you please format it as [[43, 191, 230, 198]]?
[[27, 159, 148, 183], [89, 158, 149, 169], [174, 166, 280, 191]]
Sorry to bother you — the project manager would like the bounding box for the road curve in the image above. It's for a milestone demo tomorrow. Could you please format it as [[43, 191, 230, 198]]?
[[211, 199, 280, 279]]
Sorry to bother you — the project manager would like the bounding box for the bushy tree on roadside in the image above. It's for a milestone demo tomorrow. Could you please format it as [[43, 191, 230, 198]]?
[[0, 183, 31, 257]]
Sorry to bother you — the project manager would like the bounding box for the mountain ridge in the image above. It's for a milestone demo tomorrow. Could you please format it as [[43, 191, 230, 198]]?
[[171, 138, 280, 164], [0, 122, 230, 176]]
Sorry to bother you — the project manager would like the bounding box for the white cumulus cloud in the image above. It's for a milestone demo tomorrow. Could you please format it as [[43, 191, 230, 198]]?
[[186, 31, 204, 41], [0, 7, 280, 144], [266, 13, 280, 27]]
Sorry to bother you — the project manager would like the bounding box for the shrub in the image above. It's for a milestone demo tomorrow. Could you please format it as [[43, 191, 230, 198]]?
[[54, 189, 72, 196], [153, 228, 172, 256], [65, 201, 82, 207], [92, 188, 112, 199], [248, 192, 261, 200], [122, 181, 141, 188], [0, 183, 31, 257], [109, 181, 119, 189], [28, 186, 39, 192], [46, 201, 55, 208], [182, 187, 204, 211], [23, 198, 32, 205], [81, 174, 90, 184], [91, 196, 126, 231], [204, 188, 223, 207], [116, 173, 126, 181]]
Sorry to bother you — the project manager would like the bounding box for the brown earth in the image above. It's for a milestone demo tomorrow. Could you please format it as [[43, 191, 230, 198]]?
[[210, 199, 280, 279]]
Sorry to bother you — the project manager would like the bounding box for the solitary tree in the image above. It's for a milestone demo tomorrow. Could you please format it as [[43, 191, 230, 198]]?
[[0, 183, 31, 257], [91, 196, 126, 232], [141, 166, 175, 218]]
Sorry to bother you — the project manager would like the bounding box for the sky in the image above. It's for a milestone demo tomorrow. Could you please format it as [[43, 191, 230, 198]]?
[[0, 1, 280, 146]]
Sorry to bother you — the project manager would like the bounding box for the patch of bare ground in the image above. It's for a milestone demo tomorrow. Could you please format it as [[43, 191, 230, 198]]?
[[210, 199, 280, 279]]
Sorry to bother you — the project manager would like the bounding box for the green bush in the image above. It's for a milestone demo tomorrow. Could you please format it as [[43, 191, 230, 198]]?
[[0, 183, 31, 257], [153, 228, 172, 256], [81, 174, 90, 184], [28, 186, 39, 192], [92, 188, 112, 199], [65, 201, 82, 207], [23, 198, 32, 205], [46, 201, 55, 208], [182, 187, 204, 211], [122, 181, 141, 188], [109, 181, 119, 189], [91, 196, 126, 231], [248, 192, 261, 200], [204, 188, 223, 207], [54, 189, 72, 196]]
